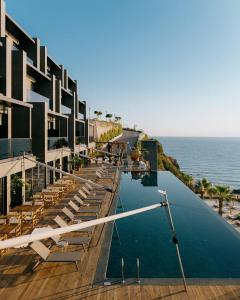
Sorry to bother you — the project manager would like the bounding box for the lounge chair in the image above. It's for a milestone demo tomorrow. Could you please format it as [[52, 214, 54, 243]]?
[[96, 170, 113, 180], [84, 182, 106, 193], [73, 195, 102, 208], [68, 200, 99, 216], [73, 195, 101, 208], [81, 184, 107, 197], [30, 240, 82, 271], [78, 189, 103, 201], [62, 207, 96, 223], [82, 185, 96, 196], [54, 215, 94, 236], [32, 227, 91, 251]]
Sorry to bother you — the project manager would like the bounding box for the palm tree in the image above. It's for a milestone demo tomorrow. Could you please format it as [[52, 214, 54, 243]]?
[[215, 185, 232, 216], [181, 173, 194, 190], [207, 185, 217, 201], [195, 178, 211, 199], [94, 111, 102, 119], [105, 113, 113, 121]]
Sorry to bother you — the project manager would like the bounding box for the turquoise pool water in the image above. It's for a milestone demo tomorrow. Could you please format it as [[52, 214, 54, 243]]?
[[106, 171, 240, 279]]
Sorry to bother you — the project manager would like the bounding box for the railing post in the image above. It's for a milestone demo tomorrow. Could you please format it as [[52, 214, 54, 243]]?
[[136, 258, 140, 284], [121, 257, 125, 284]]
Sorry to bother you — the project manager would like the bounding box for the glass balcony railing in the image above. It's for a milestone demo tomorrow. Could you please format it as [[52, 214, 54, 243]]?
[[89, 136, 95, 143], [0, 138, 32, 159], [48, 137, 68, 150], [76, 136, 85, 145], [27, 90, 49, 107], [12, 44, 19, 51], [77, 113, 84, 120], [61, 105, 71, 115], [27, 56, 34, 65]]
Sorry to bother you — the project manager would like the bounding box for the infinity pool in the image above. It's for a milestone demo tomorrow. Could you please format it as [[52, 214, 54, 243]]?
[[105, 171, 240, 279]]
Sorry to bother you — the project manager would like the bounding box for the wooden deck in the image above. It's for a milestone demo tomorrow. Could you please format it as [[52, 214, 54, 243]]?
[[0, 166, 240, 300]]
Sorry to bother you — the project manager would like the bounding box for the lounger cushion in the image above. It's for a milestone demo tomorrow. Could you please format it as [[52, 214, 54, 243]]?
[[47, 251, 82, 262]]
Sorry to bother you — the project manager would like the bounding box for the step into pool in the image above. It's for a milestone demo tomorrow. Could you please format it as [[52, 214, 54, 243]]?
[[104, 171, 240, 280]]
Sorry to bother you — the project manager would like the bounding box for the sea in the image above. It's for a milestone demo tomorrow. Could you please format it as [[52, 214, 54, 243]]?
[[155, 137, 240, 190]]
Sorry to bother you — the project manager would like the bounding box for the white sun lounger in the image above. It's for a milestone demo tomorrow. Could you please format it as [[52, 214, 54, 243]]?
[[68, 200, 99, 216], [30, 240, 82, 271], [62, 207, 96, 223], [84, 182, 106, 193], [73, 195, 101, 209], [78, 189, 103, 201], [54, 215, 94, 235], [32, 227, 91, 251]]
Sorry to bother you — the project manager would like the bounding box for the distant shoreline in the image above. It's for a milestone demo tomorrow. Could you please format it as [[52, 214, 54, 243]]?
[[156, 136, 240, 190]]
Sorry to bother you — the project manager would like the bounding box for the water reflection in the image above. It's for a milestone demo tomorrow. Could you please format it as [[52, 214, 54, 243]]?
[[130, 171, 158, 186]]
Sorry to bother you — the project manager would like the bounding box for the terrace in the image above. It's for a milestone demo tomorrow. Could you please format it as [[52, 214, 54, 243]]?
[[0, 161, 240, 299]]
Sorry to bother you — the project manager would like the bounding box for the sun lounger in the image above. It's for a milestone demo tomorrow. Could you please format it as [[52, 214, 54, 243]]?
[[78, 189, 103, 201], [68, 200, 99, 216], [62, 207, 96, 223], [82, 185, 96, 196], [84, 182, 106, 193], [30, 240, 82, 271], [32, 227, 91, 251], [54, 215, 94, 235], [73, 195, 101, 208], [96, 170, 113, 180]]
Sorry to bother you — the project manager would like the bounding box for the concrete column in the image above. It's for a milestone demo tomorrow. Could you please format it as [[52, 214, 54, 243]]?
[[29, 108, 32, 139], [64, 69, 68, 90], [60, 65, 64, 87], [52, 160, 56, 183], [67, 156, 71, 173], [0, 0, 6, 38], [55, 79, 61, 113], [22, 168, 26, 204], [40, 46, 47, 74], [6, 175, 11, 214], [33, 38, 40, 69], [7, 107, 11, 139], [0, 37, 12, 97], [50, 74, 56, 111], [68, 92, 76, 150], [59, 155, 63, 179], [12, 50, 27, 101], [85, 119, 90, 146], [31, 103, 47, 162]]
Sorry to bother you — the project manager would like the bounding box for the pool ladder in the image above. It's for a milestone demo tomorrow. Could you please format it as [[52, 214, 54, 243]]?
[[121, 257, 140, 284]]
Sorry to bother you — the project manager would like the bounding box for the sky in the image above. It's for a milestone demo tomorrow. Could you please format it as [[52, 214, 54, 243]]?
[[6, 0, 240, 137]]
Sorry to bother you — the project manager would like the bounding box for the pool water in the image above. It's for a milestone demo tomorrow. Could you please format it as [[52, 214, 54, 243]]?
[[106, 171, 240, 279]]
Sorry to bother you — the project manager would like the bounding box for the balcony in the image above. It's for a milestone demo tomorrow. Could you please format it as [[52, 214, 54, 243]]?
[[26, 56, 34, 65], [77, 113, 84, 120], [61, 105, 71, 115], [76, 136, 85, 145], [48, 137, 68, 150], [89, 136, 95, 143], [27, 90, 49, 107], [0, 138, 32, 159]]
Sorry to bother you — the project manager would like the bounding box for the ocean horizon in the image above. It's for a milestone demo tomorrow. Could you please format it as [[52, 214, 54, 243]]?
[[154, 136, 240, 189]]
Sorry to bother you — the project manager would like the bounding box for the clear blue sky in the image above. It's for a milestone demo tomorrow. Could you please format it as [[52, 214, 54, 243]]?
[[6, 0, 240, 136]]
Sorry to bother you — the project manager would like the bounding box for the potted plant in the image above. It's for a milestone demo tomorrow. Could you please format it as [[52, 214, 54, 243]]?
[[70, 155, 82, 171], [11, 174, 24, 208], [131, 146, 141, 161]]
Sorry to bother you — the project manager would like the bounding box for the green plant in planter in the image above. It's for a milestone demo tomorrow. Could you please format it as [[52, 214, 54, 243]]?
[[53, 138, 68, 149], [11, 174, 24, 208], [70, 155, 83, 171]]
